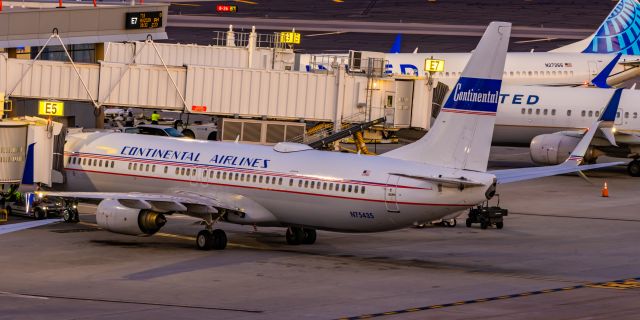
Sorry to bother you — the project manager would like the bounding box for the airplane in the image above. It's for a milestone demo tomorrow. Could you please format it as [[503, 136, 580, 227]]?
[[380, 0, 640, 88], [489, 85, 640, 176], [39, 22, 620, 251]]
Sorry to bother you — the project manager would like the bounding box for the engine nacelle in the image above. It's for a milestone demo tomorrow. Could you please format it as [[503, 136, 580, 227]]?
[[96, 199, 166, 236], [530, 134, 581, 165]]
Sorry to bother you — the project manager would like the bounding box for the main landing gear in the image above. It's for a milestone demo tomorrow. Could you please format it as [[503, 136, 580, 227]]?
[[195, 213, 227, 250], [196, 229, 227, 250], [628, 159, 640, 177], [285, 227, 316, 245]]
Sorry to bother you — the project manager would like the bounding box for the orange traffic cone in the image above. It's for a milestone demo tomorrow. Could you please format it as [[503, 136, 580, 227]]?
[[601, 181, 609, 197]]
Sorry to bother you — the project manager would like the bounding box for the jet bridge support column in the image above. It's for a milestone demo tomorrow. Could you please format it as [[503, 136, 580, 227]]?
[[332, 61, 346, 150]]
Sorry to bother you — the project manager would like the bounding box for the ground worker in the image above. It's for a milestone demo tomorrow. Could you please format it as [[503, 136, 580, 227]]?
[[151, 111, 160, 124]]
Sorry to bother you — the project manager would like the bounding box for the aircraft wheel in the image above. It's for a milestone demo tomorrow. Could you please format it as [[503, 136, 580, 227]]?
[[34, 207, 46, 220], [448, 219, 457, 228], [196, 230, 213, 250], [628, 160, 640, 177], [62, 209, 74, 223], [302, 228, 317, 245], [211, 229, 227, 250], [286, 227, 304, 245], [496, 222, 504, 229]]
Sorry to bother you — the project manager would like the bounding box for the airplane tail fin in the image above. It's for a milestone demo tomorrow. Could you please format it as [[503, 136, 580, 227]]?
[[390, 34, 402, 53], [552, 0, 640, 54], [381, 22, 511, 172], [21, 143, 35, 185]]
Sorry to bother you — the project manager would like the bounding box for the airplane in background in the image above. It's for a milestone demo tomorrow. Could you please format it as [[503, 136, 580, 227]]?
[[37, 22, 620, 251], [490, 86, 640, 176], [381, 0, 640, 88]]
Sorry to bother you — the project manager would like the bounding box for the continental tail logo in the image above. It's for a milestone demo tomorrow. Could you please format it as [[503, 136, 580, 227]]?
[[443, 77, 502, 115], [584, 0, 640, 55]]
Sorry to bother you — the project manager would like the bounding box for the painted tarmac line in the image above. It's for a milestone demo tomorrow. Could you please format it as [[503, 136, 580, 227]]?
[[337, 277, 640, 320], [0, 291, 49, 300], [0, 219, 62, 235]]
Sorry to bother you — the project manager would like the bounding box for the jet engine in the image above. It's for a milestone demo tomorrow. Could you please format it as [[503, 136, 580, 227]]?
[[96, 199, 167, 236], [530, 134, 581, 165]]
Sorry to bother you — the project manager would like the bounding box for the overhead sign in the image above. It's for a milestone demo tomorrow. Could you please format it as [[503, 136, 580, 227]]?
[[38, 100, 64, 117], [216, 5, 238, 13], [125, 12, 163, 30], [280, 32, 301, 44], [424, 59, 445, 72]]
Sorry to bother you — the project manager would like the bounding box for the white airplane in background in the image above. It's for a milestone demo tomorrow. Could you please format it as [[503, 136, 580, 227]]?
[[490, 86, 640, 176], [39, 22, 619, 251], [383, 0, 640, 88]]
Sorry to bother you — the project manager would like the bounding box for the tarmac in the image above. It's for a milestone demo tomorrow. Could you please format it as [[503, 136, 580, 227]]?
[[1, 147, 639, 319]]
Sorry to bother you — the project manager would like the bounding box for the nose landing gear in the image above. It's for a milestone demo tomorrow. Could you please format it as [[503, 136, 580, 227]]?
[[286, 227, 316, 245]]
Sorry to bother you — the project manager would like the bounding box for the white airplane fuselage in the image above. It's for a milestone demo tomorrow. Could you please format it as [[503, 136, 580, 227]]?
[[62, 133, 494, 233], [386, 52, 638, 87], [492, 86, 640, 146]]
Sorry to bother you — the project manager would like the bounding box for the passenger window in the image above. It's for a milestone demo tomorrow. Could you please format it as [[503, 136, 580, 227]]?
[[348, 185, 353, 193], [543, 109, 548, 115], [203, 170, 207, 177], [222, 172, 227, 179], [634, 112, 638, 119], [551, 109, 556, 116], [164, 166, 168, 174], [290, 179, 294, 186], [310, 181, 315, 188], [259, 176, 263, 183], [535, 109, 540, 115], [528, 71, 532, 76], [304, 181, 309, 188], [133, 163, 137, 170], [175, 167, 179, 175], [567, 110, 571, 116], [354, 186, 359, 193], [145, 164, 150, 172], [98, 160, 103, 167], [279, 178, 283, 185], [595, 111, 600, 117], [298, 180, 303, 187], [265, 176, 270, 184], [617, 112, 620, 118], [323, 182, 327, 190], [329, 183, 334, 191], [210, 171, 214, 178], [509, 71, 513, 76], [625, 112, 629, 118], [527, 108, 532, 115], [253, 175, 257, 183], [588, 110, 593, 117], [521, 108, 525, 114], [240, 174, 245, 182], [216, 171, 221, 179], [181, 168, 185, 175], [361, 186, 365, 194], [111, 161, 115, 168], [341, 184, 346, 192], [581, 110, 586, 117]]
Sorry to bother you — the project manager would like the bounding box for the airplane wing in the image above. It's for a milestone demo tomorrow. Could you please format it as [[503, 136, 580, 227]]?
[[490, 161, 623, 184], [38, 190, 276, 223]]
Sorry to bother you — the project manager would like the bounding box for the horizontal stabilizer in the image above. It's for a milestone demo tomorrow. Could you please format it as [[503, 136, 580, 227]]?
[[389, 173, 485, 188], [492, 162, 623, 184]]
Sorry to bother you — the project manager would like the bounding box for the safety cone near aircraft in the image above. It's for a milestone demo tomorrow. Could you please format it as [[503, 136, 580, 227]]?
[[602, 181, 609, 197]]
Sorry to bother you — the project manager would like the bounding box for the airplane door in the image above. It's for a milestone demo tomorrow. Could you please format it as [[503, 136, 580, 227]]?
[[588, 61, 599, 77], [616, 108, 624, 126], [385, 175, 400, 212]]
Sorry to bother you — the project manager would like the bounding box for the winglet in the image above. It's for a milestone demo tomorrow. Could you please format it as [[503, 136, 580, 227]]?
[[591, 53, 622, 88], [598, 88, 623, 146], [390, 34, 402, 53]]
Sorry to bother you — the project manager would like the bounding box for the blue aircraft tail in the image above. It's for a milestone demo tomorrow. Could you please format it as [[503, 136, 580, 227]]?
[[21, 143, 35, 185], [552, 0, 640, 55], [390, 34, 402, 53]]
